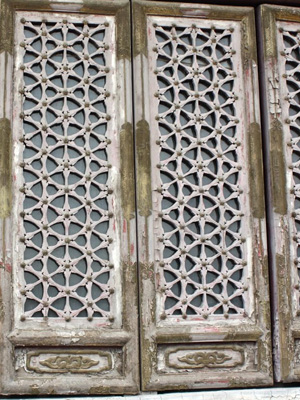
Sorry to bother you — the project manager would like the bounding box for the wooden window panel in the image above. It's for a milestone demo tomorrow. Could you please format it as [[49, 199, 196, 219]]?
[[133, 0, 272, 391], [259, 4, 300, 383], [0, 0, 139, 395]]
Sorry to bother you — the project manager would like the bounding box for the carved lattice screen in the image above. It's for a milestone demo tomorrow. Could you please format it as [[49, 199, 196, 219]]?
[[16, 13, 118, 323], [151, 19, 250, 322]]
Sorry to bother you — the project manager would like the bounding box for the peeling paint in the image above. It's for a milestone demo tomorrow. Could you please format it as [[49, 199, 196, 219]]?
[[0, 286, 4, 321], [0, 118, 11, 218], [0, 0, 13, 54], [116, 4, 131, 60], [49, 3, 82, 11], [240, 12, 257, 66], [270, 119, 287, 215], [120, 122, 135, 221], [276, 252, 292, 381], [133, 2, 147, 58], [248, 122, 265, 219], [136, 119, 152, 218]]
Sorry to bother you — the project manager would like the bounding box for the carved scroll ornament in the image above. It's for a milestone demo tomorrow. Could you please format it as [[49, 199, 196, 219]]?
[[178, 351, 232, 368], [26, 350, 112, 373], [166, 346, 245, 369], [40, 355, 99, 371]]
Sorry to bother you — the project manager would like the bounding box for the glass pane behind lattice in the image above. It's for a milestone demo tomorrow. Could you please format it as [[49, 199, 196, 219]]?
[[17, 15, 115, 321], [150, 19, 250, 321]]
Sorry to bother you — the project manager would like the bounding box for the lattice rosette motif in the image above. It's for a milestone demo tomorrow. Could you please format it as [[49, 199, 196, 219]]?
[[150, 21, 249, 320], [279, 25, 300, 313], [16, 15, 116, 321]]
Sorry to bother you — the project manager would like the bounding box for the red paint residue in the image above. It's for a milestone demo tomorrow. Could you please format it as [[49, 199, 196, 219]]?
[[96, 322, 107, 328], [200, 325, 220, 332], [258, 243, 262, 258], [123, 220, 127, 233], [130, 243, 134, 256], [5, 264, 12, 273], [155, 272, 161, 287], [193, 317, 207, 322], [0, 262, 12, 273]]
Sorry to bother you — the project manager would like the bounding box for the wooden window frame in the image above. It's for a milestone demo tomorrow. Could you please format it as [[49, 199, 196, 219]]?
[[133, 0, 272, 391], [0, 0, 139, 395]]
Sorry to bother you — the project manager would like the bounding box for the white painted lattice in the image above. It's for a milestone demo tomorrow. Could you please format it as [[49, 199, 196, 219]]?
[[14, 12, 119, 322], [148, 18, 251, 321]]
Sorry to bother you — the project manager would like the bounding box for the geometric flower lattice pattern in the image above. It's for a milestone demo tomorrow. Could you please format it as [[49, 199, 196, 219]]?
[[151, 22, 249, 320], [17, 16, 115, 321], [279, 26, 300, 313]]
